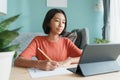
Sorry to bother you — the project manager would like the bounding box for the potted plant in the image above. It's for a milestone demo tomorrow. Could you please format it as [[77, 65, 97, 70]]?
[[0, 14, 21, 57], [94, 37, 109, 44], [0, 14, 21, 80]]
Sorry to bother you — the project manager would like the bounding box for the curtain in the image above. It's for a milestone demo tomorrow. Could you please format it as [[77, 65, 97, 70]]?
[[110, 0, 120, 43], [102, 0, 110, 40]]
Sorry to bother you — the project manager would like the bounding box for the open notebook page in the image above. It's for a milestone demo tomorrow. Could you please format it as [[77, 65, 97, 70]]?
[[28, 68, 72, 78]]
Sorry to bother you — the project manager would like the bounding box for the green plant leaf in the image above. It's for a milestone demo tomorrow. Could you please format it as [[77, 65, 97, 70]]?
[[94, 37, 109, 44], [14, 51, 18, 58], [12, 26, 22, 32], [0, 30, 19, 48], [1, 44, 20, 51], [0, 14, 20, 32]]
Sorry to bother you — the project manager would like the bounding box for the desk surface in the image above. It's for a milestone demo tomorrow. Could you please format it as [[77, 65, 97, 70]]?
[[10, 65, 120, 80]]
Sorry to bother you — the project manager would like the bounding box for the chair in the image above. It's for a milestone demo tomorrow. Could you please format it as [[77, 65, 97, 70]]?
[[62, 28, 89, 49], [71, 28, 89, 49]]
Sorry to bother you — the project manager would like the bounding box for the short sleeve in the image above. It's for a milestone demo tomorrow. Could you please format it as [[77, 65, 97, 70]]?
[[66, 38, 82, 57], [20, 37, 38, 59]]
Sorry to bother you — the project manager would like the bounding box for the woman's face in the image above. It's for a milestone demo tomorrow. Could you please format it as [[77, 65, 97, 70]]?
[[49, 13, 66, 35]]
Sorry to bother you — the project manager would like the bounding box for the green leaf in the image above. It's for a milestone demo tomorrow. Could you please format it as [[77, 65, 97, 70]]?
[[0, 14, 20, 32], [1, 44, 20, 51], [94, 37, 109, 44], [0, 30, 19, 48], [14, 51, 18, 58], [12, 26, 22, 32]]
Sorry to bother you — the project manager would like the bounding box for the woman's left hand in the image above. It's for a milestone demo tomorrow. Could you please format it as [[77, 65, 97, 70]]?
[[58, 57, 72, 67]]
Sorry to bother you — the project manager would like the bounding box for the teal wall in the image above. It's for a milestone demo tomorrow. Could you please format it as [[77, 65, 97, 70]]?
[[5, 0, 103, 43]]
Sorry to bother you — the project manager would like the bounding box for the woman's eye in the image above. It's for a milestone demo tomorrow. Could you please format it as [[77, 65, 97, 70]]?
[[54, 19, 65, 24], [55, 19, 59, 22], [62, 21, 65, 24]]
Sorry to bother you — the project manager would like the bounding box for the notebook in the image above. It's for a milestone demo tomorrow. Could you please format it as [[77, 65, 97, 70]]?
[[68, 44, 120, 76]]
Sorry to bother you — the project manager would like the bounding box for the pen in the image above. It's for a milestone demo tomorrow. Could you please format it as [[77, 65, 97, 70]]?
[[38, 48, 52, 61]]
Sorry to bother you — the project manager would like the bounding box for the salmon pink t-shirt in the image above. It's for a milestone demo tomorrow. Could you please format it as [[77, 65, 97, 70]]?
[[20, 36, 82, 61]]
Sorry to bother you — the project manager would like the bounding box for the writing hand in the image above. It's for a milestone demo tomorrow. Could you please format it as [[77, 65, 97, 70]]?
[[35, 60, 59, 71]]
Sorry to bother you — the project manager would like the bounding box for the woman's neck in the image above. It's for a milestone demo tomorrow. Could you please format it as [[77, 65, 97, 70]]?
[[47, 34, 60, 42]]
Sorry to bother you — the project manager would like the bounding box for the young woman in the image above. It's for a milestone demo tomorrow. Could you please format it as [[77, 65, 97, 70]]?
[[14, 8, 82, 71]]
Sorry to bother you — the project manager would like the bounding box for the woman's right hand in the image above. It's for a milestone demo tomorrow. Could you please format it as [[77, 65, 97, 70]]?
[[35, 60, 59, 71]]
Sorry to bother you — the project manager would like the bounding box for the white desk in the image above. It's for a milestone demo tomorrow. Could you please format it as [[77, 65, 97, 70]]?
[[10, 65, 120, 80]]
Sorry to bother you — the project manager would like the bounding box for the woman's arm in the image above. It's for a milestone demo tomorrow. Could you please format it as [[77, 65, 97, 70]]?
[[14, 56, 59, 71], [59, 57, 80, 67], [14, 56, 37, 68]]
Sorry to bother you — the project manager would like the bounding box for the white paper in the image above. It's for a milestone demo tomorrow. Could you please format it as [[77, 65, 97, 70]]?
[[47, 0, 67, 8], [28, 68, 72, 78]]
